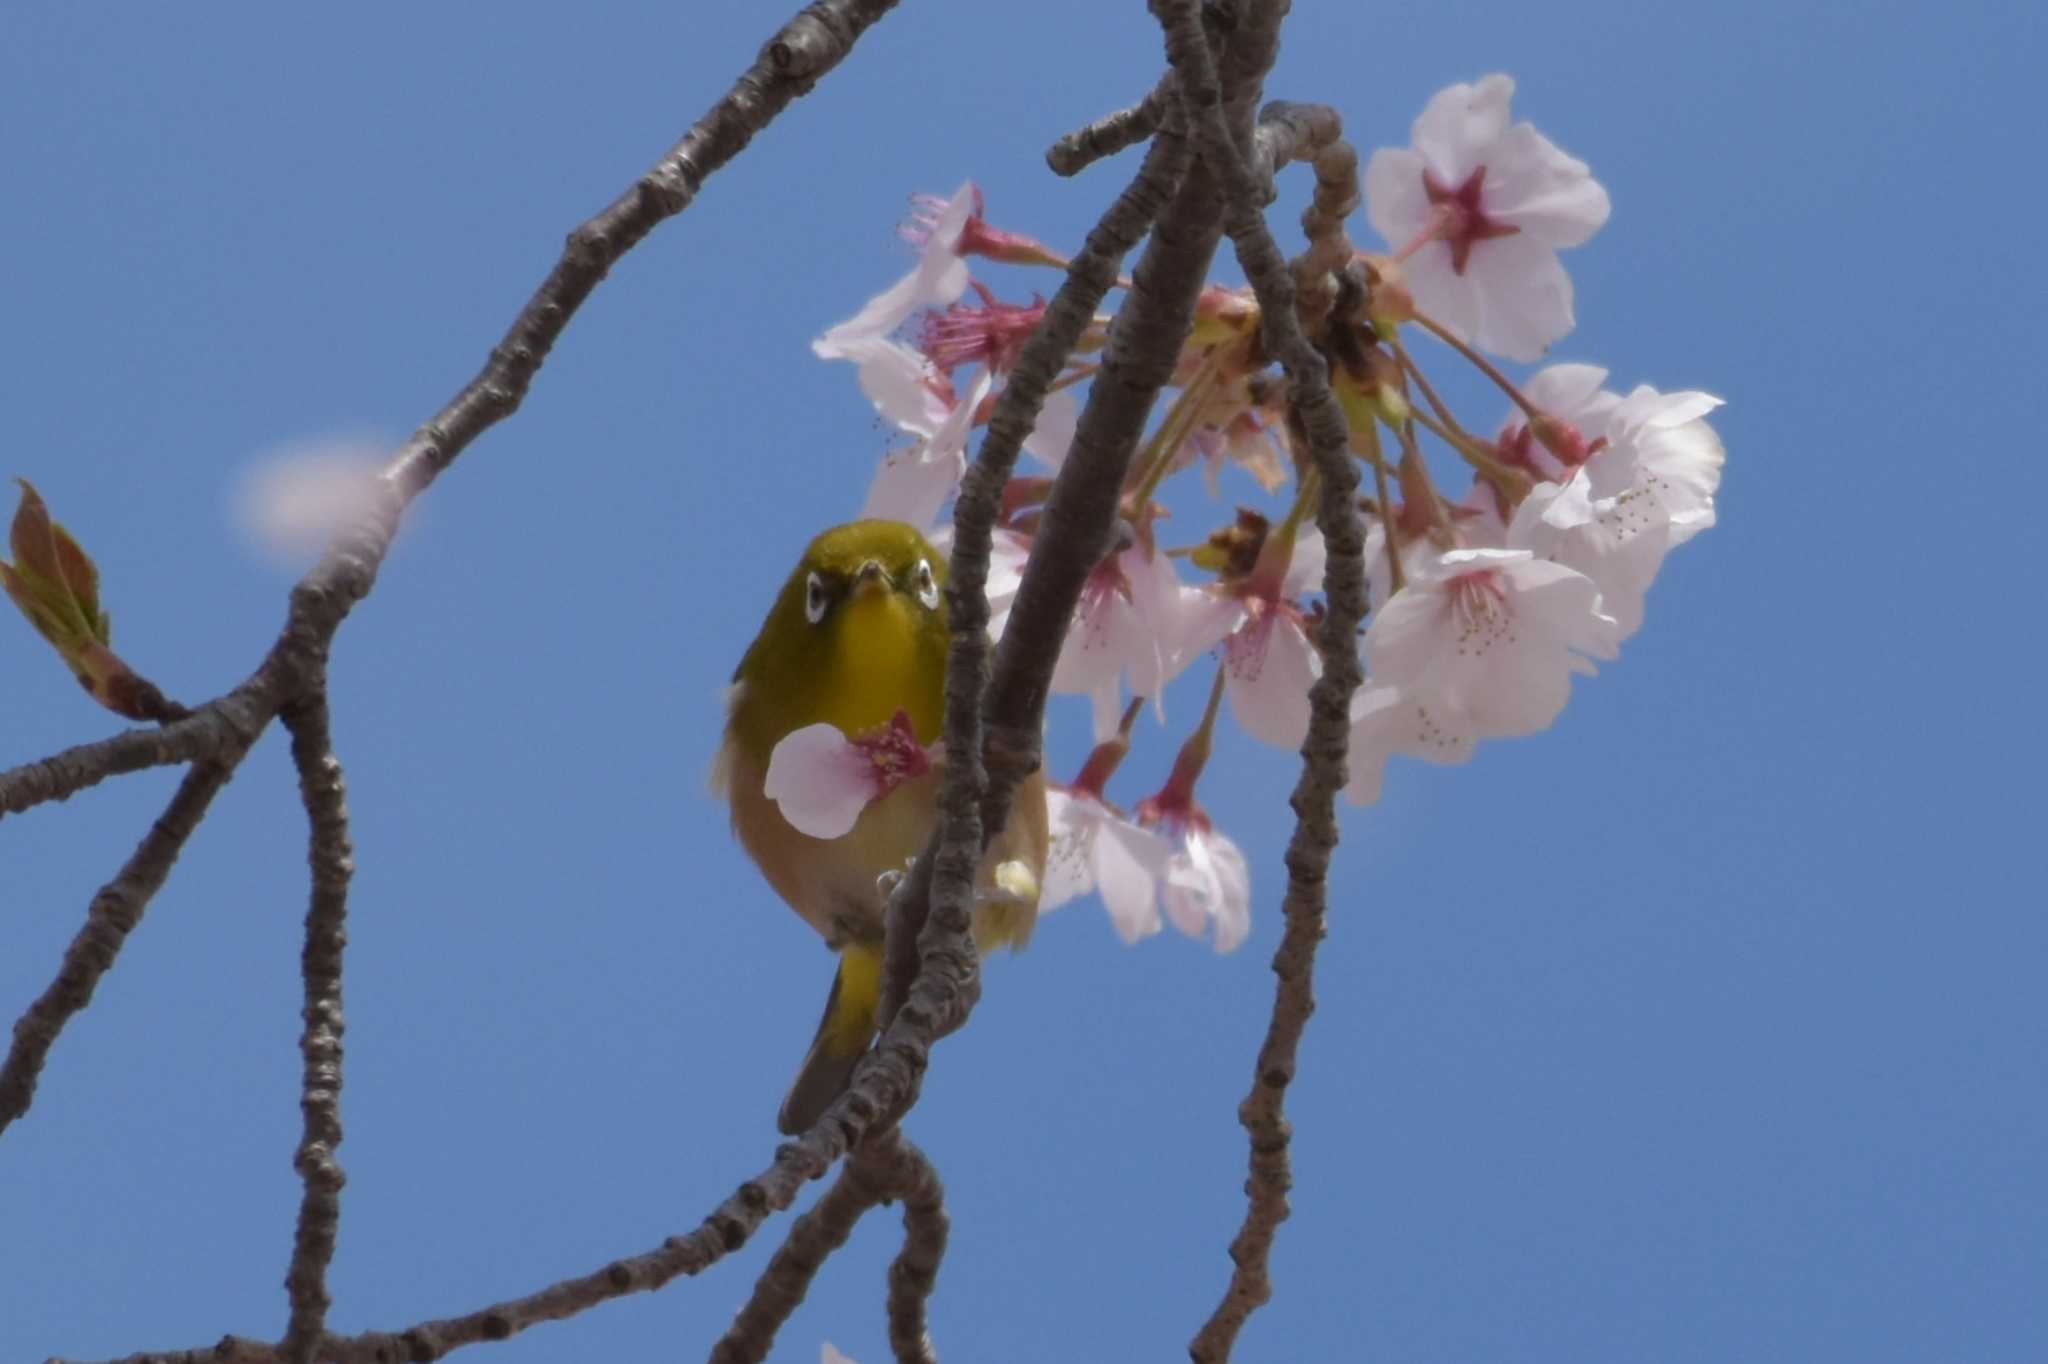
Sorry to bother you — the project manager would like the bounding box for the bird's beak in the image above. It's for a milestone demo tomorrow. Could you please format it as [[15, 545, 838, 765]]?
[[853, 559, 889, 600]]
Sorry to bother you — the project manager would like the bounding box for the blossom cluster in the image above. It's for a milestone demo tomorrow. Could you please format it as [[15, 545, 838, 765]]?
[[777, 75, 1724, 953]]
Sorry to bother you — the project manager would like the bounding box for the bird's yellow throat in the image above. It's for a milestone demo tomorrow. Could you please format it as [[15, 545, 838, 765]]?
[[812, 588, 943, 743]]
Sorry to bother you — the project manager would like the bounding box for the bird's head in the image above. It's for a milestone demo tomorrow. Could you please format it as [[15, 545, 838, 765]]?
[[730, 520, 951, 753]]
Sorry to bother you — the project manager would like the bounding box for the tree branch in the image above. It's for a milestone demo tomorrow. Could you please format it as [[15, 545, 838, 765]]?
[[1045, 76, 1172, 177], [276, 681, 354, 1364], [0, 759, 242, 1138], [1149, 3, 1370, 1359], [878, 1135, 947, 1364], [706, 1150, 897, 1364], [0, 688, 272, 820], [875, 77, 1195, 1043]]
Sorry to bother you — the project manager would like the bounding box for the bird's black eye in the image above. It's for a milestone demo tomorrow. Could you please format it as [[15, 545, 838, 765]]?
[[805, 571, 830, 624], [913, 558, 939, 609]]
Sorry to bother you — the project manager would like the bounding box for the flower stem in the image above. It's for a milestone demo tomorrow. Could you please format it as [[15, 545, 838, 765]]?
[[1413, 311, 1542, 419], [1071, 696, 1145, 796], [1128, 346, 1225, 512], [1047, 362, 1101, 394], [1360, 419, 1404, 596], [1157, 662, 1229, 809]]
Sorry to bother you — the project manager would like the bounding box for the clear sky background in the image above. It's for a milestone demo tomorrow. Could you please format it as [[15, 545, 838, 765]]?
[[2, 3, 2041, 1362]]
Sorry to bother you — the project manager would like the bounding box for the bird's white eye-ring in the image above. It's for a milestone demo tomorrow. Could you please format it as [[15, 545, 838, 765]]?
[[805, 571, 830, 624], [913, 558, 939, 609]]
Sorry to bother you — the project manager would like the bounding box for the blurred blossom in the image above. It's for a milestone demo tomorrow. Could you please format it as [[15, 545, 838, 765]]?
[[232, 435, 390, 570]]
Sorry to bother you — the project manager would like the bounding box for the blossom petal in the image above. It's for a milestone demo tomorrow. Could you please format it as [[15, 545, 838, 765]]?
[[852, 339, 950, 437], [1022, 386, 1078, 471], [764, 724, 874, 839], [1364, 146, 1432, 248], [1094, 816, 1169, 944], [1345, 683, 1476, 805], [1521, 362, 1612, 419], [1461, 231, 1575, 361], [1041, 788, 1097, 912], [814, 185, 975, 358], [1162, 827, 1251, 953], [1226, 609, 1321, 751], [1480, 123, 1610, 246], [1411, 73, 1516, 181]]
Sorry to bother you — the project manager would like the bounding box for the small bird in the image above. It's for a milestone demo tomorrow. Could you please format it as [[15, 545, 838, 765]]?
[[714, 520, 1048, 1134]]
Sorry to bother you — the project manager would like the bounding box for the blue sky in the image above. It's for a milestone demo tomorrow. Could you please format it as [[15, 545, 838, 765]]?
[[2, 3, 2042, 1362]]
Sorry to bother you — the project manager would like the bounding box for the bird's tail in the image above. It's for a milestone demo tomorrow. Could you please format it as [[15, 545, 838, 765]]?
[[777, 941, 884, 1135]]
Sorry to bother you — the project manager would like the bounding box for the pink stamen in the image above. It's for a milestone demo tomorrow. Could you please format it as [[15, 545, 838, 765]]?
[[917, 290, 1048, 375]]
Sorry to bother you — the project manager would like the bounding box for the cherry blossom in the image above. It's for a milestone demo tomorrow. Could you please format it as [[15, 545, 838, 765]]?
[[841, 336, 954, 439], [862, 369, 989, 529], [925, 520, 1030, 641], [1053, 543, 1217, 738], [1344, 682, 1478, 806], [1021, 384, 1078, 471], [918, 288, 1046, 375], [763, 711, 934, 840], [903, 184, 1066, 269], [1365, 75, 1610, 361], [1365, 547, 1619, 741], [1042, 785, 1171, 944], [1212, 525, 1326, 752], [1505, 375, 1725, 636], [813, 183, 975, 361], [1137, 800, 1251, 954]]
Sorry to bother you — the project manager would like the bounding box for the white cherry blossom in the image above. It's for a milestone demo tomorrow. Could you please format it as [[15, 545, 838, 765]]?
[[1147, 813, 1251, 954], [1365, 75, 1610, 361], [1503, 370, 1726, 636], [862, 369, 989, 530], [1041, 785, 1171, 944], [1344, 681, 1477, 806], [1365, 546, 1618, 740]]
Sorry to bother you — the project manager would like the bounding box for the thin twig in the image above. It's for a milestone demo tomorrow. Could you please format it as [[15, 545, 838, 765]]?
[[0, 760, 240, 1138], [1249, 99, 1343, 200], [276, 681, 354, 1364], [1153, 2, 1370, 1360], [1045, 75, 1173, 176], [880, 1136, 948, 1364], [706, 1143, 902, 1364], [42, 1, 919, 1360], [0, 688, 272, 819]]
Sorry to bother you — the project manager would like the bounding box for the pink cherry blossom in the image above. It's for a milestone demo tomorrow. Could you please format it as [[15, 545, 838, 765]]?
[[1053, 543, 1218, 739], [1501, 368, 1725, 636], [1210, 526, 1327, 752], [1364, 547, 1619, 741], [763, 711, 934, 840], [903, 184, 1066, 268], [1042, 785, 1171, 944], [1365, 75, 1610, 361], [1344, 681, 1477, 806], [814, 183, 976, 361]]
